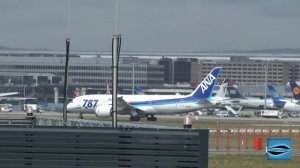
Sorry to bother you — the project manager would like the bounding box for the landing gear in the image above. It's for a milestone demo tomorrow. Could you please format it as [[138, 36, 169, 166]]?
[[130, 115, 140, 121], [147, 115, 157, 121], [79, 112, 84, 119]]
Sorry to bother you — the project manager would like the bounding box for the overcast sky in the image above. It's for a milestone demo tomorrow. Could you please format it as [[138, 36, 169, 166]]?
[[1, 0, 300, 52]]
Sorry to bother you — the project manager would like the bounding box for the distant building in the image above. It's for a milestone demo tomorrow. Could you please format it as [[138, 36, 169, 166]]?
[[0, 54, 164, 103], [157, 56, 300, 85], [173, 58, 192, 84], [158, 57, 173, 84], [197, 57, 300, 85]]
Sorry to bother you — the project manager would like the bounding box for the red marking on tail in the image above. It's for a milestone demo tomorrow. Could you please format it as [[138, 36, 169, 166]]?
[[106, 80, 111, 95]]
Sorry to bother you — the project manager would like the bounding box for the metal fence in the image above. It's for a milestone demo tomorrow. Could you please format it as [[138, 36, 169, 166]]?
[[0, 126, 208, 168]]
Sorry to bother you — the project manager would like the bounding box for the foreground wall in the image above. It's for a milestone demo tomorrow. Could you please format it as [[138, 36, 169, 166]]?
[[0, 126, 208, 168]]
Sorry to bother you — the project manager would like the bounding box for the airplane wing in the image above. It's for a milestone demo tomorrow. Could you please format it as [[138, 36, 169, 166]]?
[[0, 97, 36, 101], [295, 100, 300, 105], [197, 99, 215, 107], [0, 92, 19, 97], [116, 96, 145, 114], [116, 96, 141, 110]]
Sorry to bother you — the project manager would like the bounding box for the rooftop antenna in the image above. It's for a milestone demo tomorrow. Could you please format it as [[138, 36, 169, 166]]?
[[63, 0, 71, 126]]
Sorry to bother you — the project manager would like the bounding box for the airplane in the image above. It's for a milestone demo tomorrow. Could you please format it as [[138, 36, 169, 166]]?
[[210, 79, 242, 116], [67, 67, 221, 121], [268, 84, 300, 113], [210, 78, 229, 105], [227, 86, 275, 110]]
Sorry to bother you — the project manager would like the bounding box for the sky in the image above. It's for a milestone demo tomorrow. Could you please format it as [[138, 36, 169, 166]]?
[[0, 0, 300, 52]]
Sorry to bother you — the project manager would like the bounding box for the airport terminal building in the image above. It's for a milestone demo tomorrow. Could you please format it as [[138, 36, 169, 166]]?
[[0, 53, 164, 104], [0, 51, 300, 105]]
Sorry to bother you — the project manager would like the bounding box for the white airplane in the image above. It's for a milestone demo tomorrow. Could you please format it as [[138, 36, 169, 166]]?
[[227, 86, 275, 110], [210, 79, 242, 116], [268, 84, 300, 113], [67, 67, 221, 121], [211, 79, 229, 105]]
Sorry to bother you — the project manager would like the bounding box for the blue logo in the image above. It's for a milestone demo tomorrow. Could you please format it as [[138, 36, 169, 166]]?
[[267, 138, 291, 160]]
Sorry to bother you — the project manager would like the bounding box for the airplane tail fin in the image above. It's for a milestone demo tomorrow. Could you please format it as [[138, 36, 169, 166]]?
[[71, 89, 79, 98], [289, 80, 300, 100], [134, 87, 144, 95], [215, 78, 228, 98], [106, 79, 111, 95], [268, 84, 285, 108], [227, 86, 245, 99], [189, 67, 221, 100]]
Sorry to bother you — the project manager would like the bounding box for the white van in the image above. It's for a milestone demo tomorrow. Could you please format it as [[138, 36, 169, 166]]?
[[0, 104, 13, 112]]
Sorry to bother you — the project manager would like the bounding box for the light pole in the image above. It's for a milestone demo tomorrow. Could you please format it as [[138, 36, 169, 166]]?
[[264, 64, 268, 110], [132, 64, 135, 95], [112, 34, 121, 128], [23, 85, 26, 98], [23, 85, 27, 106]]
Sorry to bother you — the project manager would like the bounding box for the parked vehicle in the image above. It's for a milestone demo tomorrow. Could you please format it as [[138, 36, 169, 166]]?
[[215, 111, 229, 117], [0, 104, 13, 112], [260, 110, 285, 119]]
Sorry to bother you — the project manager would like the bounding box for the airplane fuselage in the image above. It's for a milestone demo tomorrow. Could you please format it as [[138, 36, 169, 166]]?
[[67, 67, 221, 120], [229, 98, 276, 109], [67, 94, 214, 115], [281, 101, 300, 113]]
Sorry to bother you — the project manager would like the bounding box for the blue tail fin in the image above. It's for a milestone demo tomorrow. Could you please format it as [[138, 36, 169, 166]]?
[[289, 81, 300, 100], [190, 67, 221, 99], [268, 84, 286, 108], [227, 86, 246, 99], [134, 87, 144, 95]]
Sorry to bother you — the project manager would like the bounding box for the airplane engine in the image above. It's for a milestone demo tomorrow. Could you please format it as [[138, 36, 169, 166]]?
[[95, 105, 111, 117]]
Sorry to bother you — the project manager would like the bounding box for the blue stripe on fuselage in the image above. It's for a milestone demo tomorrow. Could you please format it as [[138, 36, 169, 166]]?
[[129, 96, 202, 108]]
